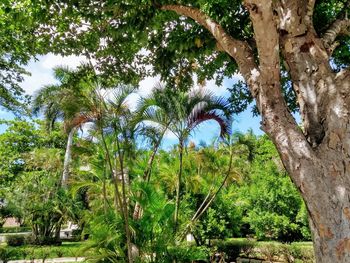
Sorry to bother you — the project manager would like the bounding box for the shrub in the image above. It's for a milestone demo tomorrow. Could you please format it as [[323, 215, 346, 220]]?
[[259, 243, 283, 262], [259, 242, 315, 263], [287, 243, 315, 263], [6, 235, 26, 246], [214, 239, 256, 261], [26, 234, 62, 246], [167, 245, 209, 262], [0, 246, 11, 263]]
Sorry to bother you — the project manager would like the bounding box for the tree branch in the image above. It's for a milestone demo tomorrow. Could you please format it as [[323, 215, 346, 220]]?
[[244, 0, 279, 77], [305, 0, 316, 27], [244, 0, 281, 115], [322, 19, 350, 49], [321, 0, 350, 48], [160, 5, 258, 88]]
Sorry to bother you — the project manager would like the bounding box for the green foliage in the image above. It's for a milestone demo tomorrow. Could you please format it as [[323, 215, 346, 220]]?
[[6, 235, 26, 247], [195, 207, 233, 243], [0, 116, 313, 260], [0, 119, 83, 245], [0, 0, 39, 113], [83, 211, 125, 263], [213, 239, 257, 262], [131, 182, 175, 260], [167, 245, 209, 262], [0, 242, 87, 260], [14, 0, 349, 115], [238, 136, 311, 241], [0, 245, 14, 263]]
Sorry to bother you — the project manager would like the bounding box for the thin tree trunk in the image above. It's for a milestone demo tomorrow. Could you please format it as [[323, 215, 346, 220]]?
[[174, 139, 184, 233], [62, 127, 75, 187], [193, 146, 234, 222], [100, 127, 123, 213], [180, 145, 234, 240], [102, 177, 107, 215], [116, 137, 133, 263], [133, 135, 163, 220]]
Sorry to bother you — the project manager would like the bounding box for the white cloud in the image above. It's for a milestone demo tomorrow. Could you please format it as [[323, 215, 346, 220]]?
[[21, 54, 88, 95], [138, 76, 161, 96], [41, 54, 87, 69], [21, 69, 56, 95], [164, 129, 177, 140], [124, 93, 141, 112]]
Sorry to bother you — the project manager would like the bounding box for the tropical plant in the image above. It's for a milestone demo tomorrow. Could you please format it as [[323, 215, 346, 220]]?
[[84, 84, 137, 263], [32, 65, 95, 186], [136, 83, 232, 232], [27, 2, 350, 260]]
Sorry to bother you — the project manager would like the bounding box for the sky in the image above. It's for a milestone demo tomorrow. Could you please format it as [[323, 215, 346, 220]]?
[[0, 54, 263, 149]]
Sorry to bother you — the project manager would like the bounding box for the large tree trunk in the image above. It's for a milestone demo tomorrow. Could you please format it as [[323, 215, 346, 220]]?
[[257, 61, 350, 262], [244, 2, 350, 262], [62, 127, 76, 187]]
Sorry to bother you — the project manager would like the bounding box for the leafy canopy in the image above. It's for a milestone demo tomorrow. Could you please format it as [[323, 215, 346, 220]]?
[[8, 0, 349, 114]]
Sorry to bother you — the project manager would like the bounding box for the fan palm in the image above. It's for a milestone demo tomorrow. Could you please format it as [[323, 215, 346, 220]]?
[[136, 83, 232, 232]]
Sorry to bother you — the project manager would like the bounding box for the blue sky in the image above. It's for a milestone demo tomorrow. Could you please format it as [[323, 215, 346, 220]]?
[[0, 54, 263, 148]]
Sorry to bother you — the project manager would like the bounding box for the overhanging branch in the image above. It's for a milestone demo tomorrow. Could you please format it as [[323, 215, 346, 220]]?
[[160, 4, 258, 86], [322, 0, 350, 49], [322, 19, 350, 49]]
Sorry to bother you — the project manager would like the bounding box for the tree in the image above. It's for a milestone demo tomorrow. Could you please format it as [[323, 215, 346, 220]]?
[[0, 119, 82, 244], [11, 0, 350, 261], [32, 66, 94, 186], [0, 1, 46, 113], [136, 84, 231, 232], [88, 85, 137, 263]]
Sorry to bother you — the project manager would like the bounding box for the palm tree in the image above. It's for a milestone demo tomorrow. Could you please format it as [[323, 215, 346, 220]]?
[[32, 65, 94, 187], [136, 83, 232, 232], [88, 85, 137, 263]]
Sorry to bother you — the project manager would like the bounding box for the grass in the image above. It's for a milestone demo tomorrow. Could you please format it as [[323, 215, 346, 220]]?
[[0, 241, 90, 260]]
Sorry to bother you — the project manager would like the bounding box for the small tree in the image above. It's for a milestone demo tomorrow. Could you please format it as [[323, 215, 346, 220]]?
[[136, 84, 231, 232]]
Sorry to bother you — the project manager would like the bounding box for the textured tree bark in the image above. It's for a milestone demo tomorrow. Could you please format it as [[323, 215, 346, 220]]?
[[61, 127, 75, 187]]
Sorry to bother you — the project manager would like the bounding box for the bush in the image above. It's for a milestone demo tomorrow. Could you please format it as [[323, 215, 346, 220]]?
[[259, 243, 283, 262], [6, 235, 26, 246], [0, 246, 12, 263], [214, 239, 256, 261], [285, 243, 315, 263], [25, 234, 62, 246], [167, 245, 209, 262], [257, 242, 315, 263]]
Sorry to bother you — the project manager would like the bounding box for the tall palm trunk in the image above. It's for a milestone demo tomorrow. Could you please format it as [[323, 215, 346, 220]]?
[[116, 138, 133, 263], [62, 127, 76, 187], [174, 139, 184, 233]]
